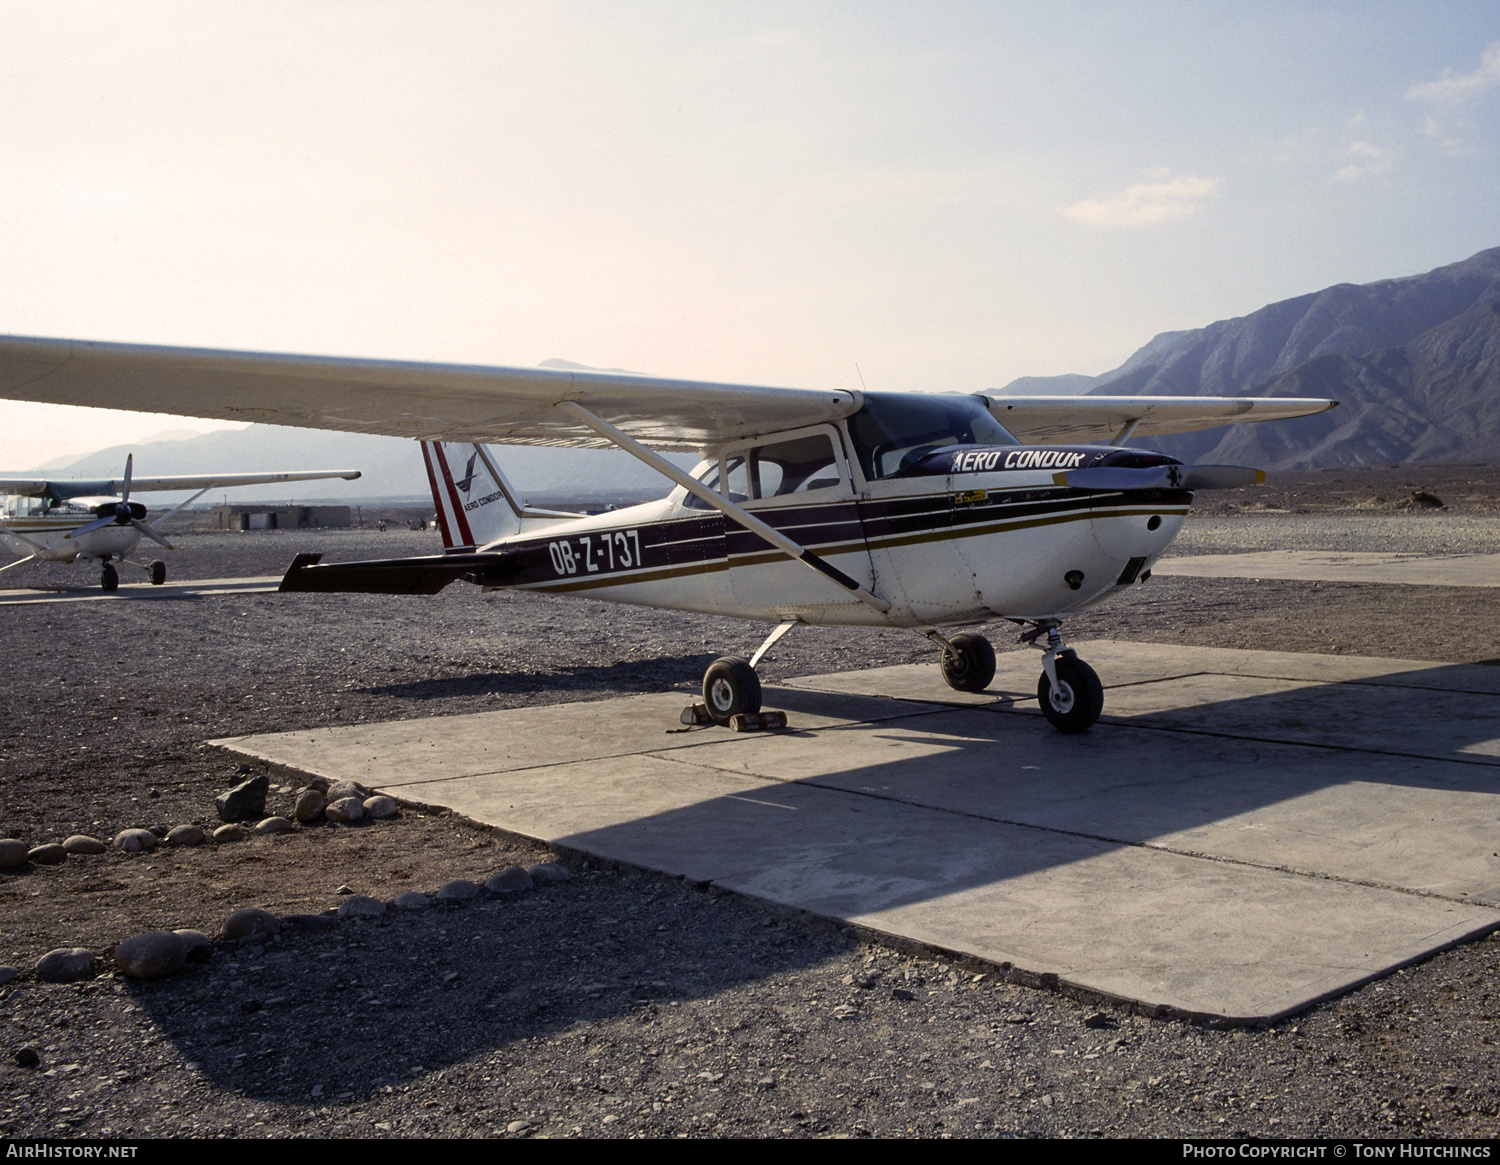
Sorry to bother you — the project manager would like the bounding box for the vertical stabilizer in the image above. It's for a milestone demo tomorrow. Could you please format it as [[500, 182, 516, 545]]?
[[421, 442, 526, 550]]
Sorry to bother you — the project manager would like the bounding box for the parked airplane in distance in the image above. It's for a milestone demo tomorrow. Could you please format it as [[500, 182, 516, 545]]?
[[0, 334, 1334, 728], [0, 454, 361, 590]]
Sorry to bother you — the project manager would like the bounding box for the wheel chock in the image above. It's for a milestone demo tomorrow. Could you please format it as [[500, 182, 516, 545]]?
[[730, 710, 788, 732]]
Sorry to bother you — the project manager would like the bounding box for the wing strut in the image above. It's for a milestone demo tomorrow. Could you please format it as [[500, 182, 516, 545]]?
[[1111, 419, 1140, 445], [147, 486, 214, 531], [555, 401, 890, 613]]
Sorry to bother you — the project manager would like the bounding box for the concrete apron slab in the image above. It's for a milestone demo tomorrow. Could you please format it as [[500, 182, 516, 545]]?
[[1155, 549, 1500, 587], [212, 641, 1500, 1023]]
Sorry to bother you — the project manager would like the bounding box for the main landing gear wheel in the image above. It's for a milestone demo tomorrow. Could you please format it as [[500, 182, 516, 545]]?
[[100, 563, 119, 592], [1037, 655, 1103, 734], [702, 656, 762, 725], [149, 560, 167, 586], [940, 632, 996, 693]]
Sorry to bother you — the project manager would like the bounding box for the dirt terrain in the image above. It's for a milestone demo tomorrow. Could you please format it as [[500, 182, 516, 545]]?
[[4, 467, 1500, 1139]]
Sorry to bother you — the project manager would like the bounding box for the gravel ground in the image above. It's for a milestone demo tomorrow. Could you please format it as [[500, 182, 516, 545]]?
[[4, 469, 1500, 1139]]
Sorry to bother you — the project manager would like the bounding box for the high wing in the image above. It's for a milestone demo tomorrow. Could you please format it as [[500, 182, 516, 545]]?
[[0, 335, 855, 452], [0, 479, 54, 497], [981, 394, 1338, 445], [0, 469, 361, 500], [0, 334, 1335, 452]]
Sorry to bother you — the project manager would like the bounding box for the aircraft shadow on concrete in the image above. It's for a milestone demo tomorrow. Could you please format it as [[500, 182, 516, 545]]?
[[540, 659, 1500, 920]]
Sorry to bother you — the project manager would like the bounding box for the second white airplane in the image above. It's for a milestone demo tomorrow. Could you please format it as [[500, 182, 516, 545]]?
[[0, 454, 361, 590]]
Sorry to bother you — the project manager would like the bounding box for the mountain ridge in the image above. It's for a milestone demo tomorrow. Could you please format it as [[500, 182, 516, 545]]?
[[1000, 245, 1500, 468]]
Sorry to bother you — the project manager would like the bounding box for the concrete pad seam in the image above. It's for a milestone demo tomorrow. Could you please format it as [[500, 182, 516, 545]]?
[[1130, 841, 1500, 911], [1104, 665, 1500, 698], [1033, 714, 1500, 770]]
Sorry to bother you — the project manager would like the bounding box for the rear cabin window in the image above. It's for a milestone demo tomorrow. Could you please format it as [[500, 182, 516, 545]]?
[[684, 432, 844, 508], [749, 433, 842, 498], [3, 496, 51, 517]]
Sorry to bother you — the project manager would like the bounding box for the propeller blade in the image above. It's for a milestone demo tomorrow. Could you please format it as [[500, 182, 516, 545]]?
[[1052, 464, 1265, 492], [1180, 465, 1266, 490], [121, 454, 133, 503], [130, 519, 174, 550], [64, 515, 119, 540]]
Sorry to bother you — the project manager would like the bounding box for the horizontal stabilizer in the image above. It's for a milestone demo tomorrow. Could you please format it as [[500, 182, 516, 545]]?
[[278, 551, 520, 595], [1052, 464, 1265, 492]]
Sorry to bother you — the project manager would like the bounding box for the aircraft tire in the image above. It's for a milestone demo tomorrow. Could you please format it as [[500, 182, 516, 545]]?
[[100, 563, 119, 593], [703, 656, 761, 725], [1037, 656, 1103, 734], [940, 632, 996, 693], [150, 560, 167, 586]]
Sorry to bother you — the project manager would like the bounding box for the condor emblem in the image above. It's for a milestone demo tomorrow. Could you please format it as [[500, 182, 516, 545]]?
[[455, 453, 479, 495]]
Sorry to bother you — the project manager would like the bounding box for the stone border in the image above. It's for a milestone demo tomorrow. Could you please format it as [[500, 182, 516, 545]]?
[[7, 861, 574, 992]]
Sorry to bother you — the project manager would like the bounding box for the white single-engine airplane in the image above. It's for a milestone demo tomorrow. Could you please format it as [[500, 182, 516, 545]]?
[[0, 455, 361, 590], [0, 334, 1334, 730]]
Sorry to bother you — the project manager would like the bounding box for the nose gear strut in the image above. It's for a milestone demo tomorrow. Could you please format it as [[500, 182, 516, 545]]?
[[1017, 619, 1103, 734]]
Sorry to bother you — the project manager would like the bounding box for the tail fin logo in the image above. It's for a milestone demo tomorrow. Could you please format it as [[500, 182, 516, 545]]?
[[455, 454, 479, 495]]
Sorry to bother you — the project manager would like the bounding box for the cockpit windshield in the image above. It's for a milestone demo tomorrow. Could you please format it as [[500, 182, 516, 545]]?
[[846, 392, 1019, 480]]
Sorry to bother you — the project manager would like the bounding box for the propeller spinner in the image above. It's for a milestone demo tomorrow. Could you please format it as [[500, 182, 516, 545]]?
[[63, 455, 175, 549]]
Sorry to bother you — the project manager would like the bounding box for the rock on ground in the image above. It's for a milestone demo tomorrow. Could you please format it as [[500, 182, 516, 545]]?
[[222, 908, 280, 941], [113, 931, 189, 980], [113, 829, 157, 853], [337, 895, 386, 918], [35, 948, 96, 983], [215, 774, 269, 822]]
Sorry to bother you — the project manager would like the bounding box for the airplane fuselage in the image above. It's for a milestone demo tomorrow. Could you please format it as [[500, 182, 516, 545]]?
[[470, 441, 1188, 629], [0, 496, 145, 564]]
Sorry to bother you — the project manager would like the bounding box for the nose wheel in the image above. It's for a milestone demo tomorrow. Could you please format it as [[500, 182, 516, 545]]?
[[100, 562, 118, 592], [1037, 654, 1103, 733], [1020, 620, 1104, 734]]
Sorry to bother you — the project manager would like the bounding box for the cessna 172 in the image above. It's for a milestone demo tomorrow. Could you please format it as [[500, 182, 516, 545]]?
[[0, 455, 361, 590], [0, 334, 1335, 731]]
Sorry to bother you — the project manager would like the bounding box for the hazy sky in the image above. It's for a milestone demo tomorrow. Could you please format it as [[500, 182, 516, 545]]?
[[2, 1, 1498, 466]]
